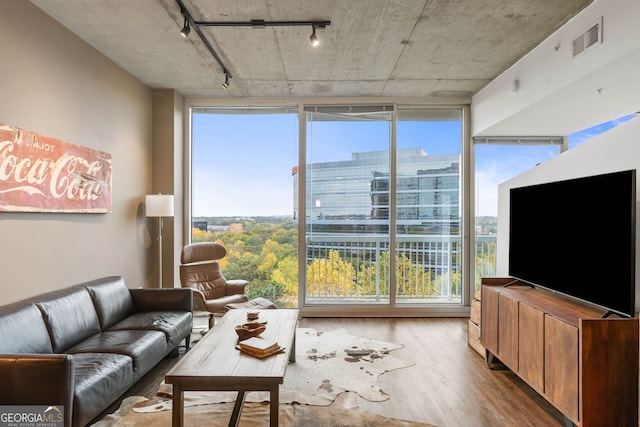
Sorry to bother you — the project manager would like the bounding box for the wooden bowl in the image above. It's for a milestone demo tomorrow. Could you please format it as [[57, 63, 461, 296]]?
[[235, 323, 266, 341]]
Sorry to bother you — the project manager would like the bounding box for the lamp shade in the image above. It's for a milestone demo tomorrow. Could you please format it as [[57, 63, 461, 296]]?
[[145, 194, 174, 217]]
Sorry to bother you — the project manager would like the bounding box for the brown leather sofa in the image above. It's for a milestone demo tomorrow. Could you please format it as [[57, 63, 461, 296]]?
[[0, 276, 193, 427]]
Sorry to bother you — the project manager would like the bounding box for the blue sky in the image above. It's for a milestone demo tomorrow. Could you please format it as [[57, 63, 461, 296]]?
[[568, 114, 636, 147], [193, 114, 460, 217], [192, 112, 637, 217], [192, 114, 298, 217], [474, 114, 638, 216]]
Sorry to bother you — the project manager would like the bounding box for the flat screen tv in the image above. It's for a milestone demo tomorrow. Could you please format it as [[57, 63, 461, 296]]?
[[509, 169, 636, 317]]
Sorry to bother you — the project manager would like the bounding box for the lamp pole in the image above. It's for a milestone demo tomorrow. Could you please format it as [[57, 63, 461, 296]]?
[[145, 194, 175, 288], [158, 215, 164, 288]]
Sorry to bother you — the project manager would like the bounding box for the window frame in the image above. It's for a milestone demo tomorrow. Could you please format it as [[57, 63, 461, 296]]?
[[185, 99, 472, 317]]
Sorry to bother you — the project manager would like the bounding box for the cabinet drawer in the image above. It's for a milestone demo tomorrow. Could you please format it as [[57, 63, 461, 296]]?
[[470, 299, 481, 325], [468, 320, 485, 357]]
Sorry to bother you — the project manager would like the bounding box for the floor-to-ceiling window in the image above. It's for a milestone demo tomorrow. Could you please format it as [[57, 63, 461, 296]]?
[[473, 113, 640, 291], [190, 102, 468, 315], [190, 106, 299, 307], [300, 105, 465, 312], [302, 106, 393, 306], [396, 108, 462, 305], [473, 138, 562, 290]]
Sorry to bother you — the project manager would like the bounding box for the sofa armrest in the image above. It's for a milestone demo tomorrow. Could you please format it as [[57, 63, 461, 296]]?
[[0, 354, 74, 427], [129, 288, 193, 312], [226, 279, 248, 295]]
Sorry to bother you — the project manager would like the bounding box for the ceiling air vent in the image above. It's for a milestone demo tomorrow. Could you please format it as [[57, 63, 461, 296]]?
[[572, 17, 602, 57]]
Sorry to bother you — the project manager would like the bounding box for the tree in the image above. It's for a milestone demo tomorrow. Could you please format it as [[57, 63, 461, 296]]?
[[357, 251, 390, 297], [307, 250, 358, 297], [395, 253, 431, 297], [192, 227, 214, 242], [271, 255, 298, 302]]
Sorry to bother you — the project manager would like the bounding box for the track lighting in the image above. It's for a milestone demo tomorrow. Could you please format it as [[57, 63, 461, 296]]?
[[175, 0, 330, 89], [310, 26, 320, 47], [180, 15, 191, 37]]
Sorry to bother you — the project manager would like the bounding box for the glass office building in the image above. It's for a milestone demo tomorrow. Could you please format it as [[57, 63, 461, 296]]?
[[294, 148, 462, 304], [295, 148, 460, 235]]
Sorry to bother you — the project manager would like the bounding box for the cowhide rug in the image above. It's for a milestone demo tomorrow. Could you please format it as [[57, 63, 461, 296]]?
[[93, 392, 438, 427], [136, 327, 414, 412]]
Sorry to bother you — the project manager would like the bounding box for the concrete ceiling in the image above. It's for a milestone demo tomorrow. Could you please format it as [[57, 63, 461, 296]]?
[[30, 0, 593, 99]]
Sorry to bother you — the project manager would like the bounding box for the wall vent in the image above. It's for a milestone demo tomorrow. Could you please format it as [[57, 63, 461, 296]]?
[[572, 17, 602, 57]]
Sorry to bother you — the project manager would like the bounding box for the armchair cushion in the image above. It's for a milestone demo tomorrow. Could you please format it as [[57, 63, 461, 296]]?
[[180, 261, 227, 300]]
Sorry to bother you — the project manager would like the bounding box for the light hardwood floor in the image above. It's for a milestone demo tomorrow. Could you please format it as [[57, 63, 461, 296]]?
[[95, 317, 566, 427]]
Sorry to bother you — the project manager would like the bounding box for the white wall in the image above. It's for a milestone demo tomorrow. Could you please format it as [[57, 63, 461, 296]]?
[[0, 2, 154, 302], [472, 0, 640, 137], [497, 117, 640, 312]]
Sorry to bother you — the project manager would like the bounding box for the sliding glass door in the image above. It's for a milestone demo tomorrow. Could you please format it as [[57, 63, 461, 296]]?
[[395, 109, 462, 305], [301, 106, 463, 309], [302, 106, 392, 305]]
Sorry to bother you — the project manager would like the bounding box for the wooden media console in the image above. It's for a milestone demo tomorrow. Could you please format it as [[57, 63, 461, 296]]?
[[480, 277, 638, 427]]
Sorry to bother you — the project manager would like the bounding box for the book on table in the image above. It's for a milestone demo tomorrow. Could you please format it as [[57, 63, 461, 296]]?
[[238, 337, 280, 354]]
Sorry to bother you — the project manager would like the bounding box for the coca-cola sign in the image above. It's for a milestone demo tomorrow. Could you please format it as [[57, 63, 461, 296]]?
[[0, 124, 112, 213]]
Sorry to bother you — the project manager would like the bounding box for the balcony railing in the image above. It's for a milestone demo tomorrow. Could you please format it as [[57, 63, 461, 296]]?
[[304, 234, 497, 304]]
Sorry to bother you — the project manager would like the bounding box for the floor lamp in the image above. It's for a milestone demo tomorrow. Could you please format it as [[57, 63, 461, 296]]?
[[145, 194, 174, 288]]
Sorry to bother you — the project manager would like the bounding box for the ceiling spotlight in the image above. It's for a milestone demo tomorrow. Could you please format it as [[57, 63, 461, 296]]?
[[222, 72, 231, 89], [180, 16, 191, 37], [310, 26, 320, 47]]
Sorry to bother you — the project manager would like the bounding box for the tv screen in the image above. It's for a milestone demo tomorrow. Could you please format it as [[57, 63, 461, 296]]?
[[509, 169, 636, 317]]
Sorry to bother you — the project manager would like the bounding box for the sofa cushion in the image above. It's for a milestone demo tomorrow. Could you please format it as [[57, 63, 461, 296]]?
[[0, 304, 53, 354], [36, 288, 101, 353], [71, 353, 134, 427], [108, 311, 193, 347], [66, 330, 167, 379], [84, 276, 135, 330]]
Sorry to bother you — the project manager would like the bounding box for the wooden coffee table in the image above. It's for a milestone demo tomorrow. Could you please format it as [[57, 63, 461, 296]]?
[[165, 308, 299, 427]]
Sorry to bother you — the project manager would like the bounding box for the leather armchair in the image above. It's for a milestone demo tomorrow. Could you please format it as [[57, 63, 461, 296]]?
[[179, 242, 249, 328]]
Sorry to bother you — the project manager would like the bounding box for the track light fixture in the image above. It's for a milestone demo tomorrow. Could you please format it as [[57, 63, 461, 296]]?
[[310, 26, 320, 47], [175, 0, 330, 89], [180, 15, 191, 37]]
